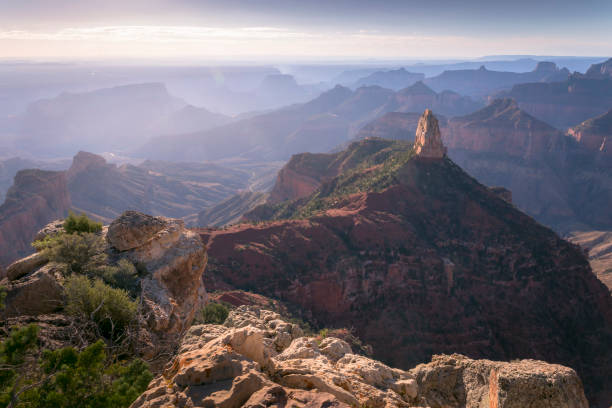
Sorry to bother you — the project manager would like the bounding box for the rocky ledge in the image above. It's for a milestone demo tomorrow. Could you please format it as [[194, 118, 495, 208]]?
[[1, 210, 207, 360], [132, 306, 588, 408]]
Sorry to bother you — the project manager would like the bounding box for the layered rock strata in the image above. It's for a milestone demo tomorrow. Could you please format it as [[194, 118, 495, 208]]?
[[132, 306, 588, 408]]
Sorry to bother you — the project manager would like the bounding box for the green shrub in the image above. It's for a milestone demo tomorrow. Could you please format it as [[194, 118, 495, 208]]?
[[1, 328, 152, 408], [19, 340, 152, 408], [64, 275, 137, 339], [64, 212, 102, 234], [36, 233, 106, 275], [195, 302, 229, 325], [0, 324, 39, 407], [93, 259, 140, 296]]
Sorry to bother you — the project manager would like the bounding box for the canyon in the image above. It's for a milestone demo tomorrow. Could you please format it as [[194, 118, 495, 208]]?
[[197, 120, 612, 406]]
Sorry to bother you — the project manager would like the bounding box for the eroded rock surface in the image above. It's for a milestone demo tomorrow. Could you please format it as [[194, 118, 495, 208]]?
[[132, 306, 588, 408], [414, 109, 447, 159], [106, 211, 208, 357], [2, 210, 208, 362]]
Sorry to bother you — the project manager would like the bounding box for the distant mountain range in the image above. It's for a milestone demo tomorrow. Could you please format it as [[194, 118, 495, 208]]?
[[138, 81, 482, 162], [496, 59, 612, 129], [7, 83, 229, 157], [424, 61, 570, 97]]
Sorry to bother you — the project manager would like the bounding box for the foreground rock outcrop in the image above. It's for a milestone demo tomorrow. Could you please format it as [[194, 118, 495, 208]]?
[[107, 211, 208, 356], [132, 306, 588, 408], [0, 169, 71, 267], [1, 211, 208, 361]]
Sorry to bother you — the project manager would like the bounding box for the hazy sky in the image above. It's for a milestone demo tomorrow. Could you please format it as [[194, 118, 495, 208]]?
[[1, 0, 611, 60]]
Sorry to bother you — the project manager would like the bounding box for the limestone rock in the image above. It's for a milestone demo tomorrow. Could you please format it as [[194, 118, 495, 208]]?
[[106, 211, 208, 359], [107, 211, 169, 251], [5, 251, 48, 281], [33, 219, 65, 242], [134, 308, 588, 408], [414, 109, 447, 159], [2, 263, 64, 317], [410, 354, 589, 408]]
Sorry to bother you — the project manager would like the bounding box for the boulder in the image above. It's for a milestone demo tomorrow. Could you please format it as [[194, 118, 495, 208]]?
[[107, 211, 168, 251], [33, 219, 65, 242], [5, 252, 48, 281], [107, 211, 208, 360], [3, 263, 64, 317], [410, 354, 589, 408]]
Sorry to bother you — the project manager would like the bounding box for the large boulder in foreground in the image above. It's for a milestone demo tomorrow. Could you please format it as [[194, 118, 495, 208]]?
[[107, 211, 208, 357], [131, 306, 588, 408]]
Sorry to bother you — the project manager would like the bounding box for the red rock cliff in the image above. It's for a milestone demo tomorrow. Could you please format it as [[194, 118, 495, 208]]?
[[0, 169, 71, 266]]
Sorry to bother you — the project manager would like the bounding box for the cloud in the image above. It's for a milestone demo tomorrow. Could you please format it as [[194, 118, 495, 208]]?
[[0, 26, 315, 42], [0, 25, 610, 59]]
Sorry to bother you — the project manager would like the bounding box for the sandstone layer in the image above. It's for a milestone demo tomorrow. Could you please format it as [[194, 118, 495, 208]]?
[[568, 108, 611, 154], [414, 109, 446, 158]]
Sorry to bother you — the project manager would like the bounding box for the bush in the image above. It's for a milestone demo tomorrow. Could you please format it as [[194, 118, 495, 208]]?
[[64, 275, 137, 339], [35, 233, 106, 275], [19, 340, 152, 408], [64, 212, 102, 234], [0, 329, 152, 408], [93, 259, 140, 297], [0, 324, 39, 407], [195, 303, 229, 325]]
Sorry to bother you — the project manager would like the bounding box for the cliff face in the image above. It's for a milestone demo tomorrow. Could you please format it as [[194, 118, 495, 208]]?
[[583, 58, 612, 79], [445, 98, 570, 157], [200, 137, 612, 406], [497, 74, 612, 129], [567, 230, 612, 291], [568, 109, 612, 154], [0, 170, 71, 266], [356, 111, 448, 141]]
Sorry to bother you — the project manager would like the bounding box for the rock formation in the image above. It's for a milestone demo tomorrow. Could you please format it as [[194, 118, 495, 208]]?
[[567, 230, 612, 291], [1, 211, 208, 361], [496, 69, 612, 129], [106, 211, 207, 357], [356, 111, 448, 141], [583, 58, 612, 79], [445, 98, 570, 158], [196, 191, 268, 227], [0, 169, 71, 267], [423, 61, 570, 97], [353, 100, 612, 234], [568, 108, 611, 154], [414, 109, 446, 158], [66, 151, 257, 222], [132, 306, 589, 408], [200, 139, 612, 406]]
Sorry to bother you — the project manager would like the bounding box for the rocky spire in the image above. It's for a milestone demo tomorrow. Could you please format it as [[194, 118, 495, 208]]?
[[414, 109, 447, 159]]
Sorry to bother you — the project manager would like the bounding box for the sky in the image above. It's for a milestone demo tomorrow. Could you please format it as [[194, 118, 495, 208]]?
[[1, 0, 611, 60]]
